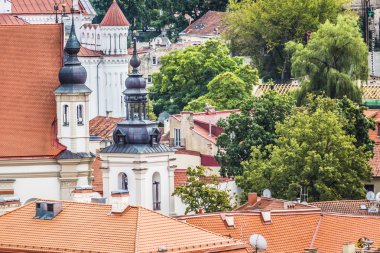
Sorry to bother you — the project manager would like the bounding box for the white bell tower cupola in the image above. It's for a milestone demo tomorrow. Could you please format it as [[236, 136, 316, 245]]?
[[0, 0, 12, 13], [54, 8, 92, 154], [99, 0, 130, 55]]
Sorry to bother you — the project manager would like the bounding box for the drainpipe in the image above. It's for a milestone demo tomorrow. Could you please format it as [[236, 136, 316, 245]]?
[[96, 56, 104, 115]]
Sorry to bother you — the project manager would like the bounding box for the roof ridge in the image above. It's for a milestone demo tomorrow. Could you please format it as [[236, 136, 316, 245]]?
[[309, 214, 323, 248], [137, 207, 245, 244]]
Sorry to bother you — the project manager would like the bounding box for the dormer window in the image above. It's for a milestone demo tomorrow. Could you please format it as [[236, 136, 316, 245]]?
[[63, 105, 69, 126], [77, 105, 84, 125]]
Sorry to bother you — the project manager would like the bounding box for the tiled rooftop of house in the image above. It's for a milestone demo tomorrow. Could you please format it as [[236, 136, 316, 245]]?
[[78, 47, 105, 57], [311, 199, 380, 216], [11, 0, 89, 14], [90, 116, 125, 140], [0, 200, 248, 253], [181, 11, 226, 37], [252, 82, 301, 96], [0, 14, 28, 25], [0, 24, 65, 158], [178, 195, 380, 253], [100, 0, 130, 27]]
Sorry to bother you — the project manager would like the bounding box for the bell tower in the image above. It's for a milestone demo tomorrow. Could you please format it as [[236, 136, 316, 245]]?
[[100, 33, 177, 215], [55, 8, 92, 153]]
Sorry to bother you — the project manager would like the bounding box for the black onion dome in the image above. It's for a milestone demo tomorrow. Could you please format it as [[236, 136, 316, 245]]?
[[55, 8, 91, 94], [125, 36, 146, 90]]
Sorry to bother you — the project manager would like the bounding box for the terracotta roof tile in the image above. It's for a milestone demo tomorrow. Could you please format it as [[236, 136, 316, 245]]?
[[182, 11, 225, 36], [180, 211, 321, 253], [90, 116, 124, 140], [180, 210, 380, 253], [0, 200, 248, 253], [313, 214, 380, 252], [100, 0, 130, 27], [78, 47, 104, 57], [236, 197, 316, 211], [253, 83, 300, 97], [0, 24, 65, 158], [0, 14, 28, 25], [311, 200, 380, 216], [11, 0, 87, 14]]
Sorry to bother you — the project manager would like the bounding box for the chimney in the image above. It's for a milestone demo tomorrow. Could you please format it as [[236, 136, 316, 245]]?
[[34, 201, 63, 220], [248, 193, 258, 205], [205, 105, 216, 114], [72, 185, 102, 203], [106, 111, 113, 119], [72, 0, 79, 10], [342, 243, 355, 253], [198, 208, 204, 214], [0, 0, 12, 13], [111, 190, 129, 213], [304, 248, 318, 253]]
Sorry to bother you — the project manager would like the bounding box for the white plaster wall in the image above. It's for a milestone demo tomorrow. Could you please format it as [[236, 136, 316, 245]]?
[[174, 154, 201, 169], [80, 56, 128, 118], [0, 163, 61, 204], [14, 177, 61, 204]]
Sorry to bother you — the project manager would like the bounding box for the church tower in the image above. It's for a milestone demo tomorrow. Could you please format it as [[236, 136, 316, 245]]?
[[55, 9, 92, 153], [101, 34, 176, 215], [55, 8, 94, 199]]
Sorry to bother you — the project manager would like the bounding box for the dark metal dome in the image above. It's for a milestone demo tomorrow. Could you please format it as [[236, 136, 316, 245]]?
[[55, 8, 91, 94]]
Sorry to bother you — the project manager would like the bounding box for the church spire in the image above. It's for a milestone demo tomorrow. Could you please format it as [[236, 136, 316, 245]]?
[[55, 7, 91, 94]]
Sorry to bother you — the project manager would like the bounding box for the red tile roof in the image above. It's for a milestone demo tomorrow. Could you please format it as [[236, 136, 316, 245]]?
[[100, 0, 130, 27], [311, 200, 380, 216], [0, 24, 65, 158], [236, 197, 316, 212], [0, 200, 248, 253], [11, 0, 87, 14], [78, 47, 104, 57], [181, 11, 226, 36], [179, 210, 380, 253], [0, 14, 27, 25], [90, 116, 124, 140]]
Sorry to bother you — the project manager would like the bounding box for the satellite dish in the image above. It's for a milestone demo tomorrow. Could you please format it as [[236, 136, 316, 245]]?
[[262, 189, 272, 198], [249, 234, 267, 251], [366, 191, 376, 201], [376, 192, 380, 203]]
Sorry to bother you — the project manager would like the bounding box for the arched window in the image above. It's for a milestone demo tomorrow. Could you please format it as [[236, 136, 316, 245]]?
[[77, 105, 84, 125], [119, 173, 128, 191], [63, 105, 69, 126], [152, 172, 161, 210]]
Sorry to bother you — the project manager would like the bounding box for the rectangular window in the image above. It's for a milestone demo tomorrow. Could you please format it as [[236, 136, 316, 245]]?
[[77, 105, 84, 126], [152, 56, 157, 65], [153, 181, 161, 210], [174, 128, 181, 147], [63, 105, 69, 126], [365, 184, 375, 192], [148, 75, 152, 84], [47, 204, 54, 212]]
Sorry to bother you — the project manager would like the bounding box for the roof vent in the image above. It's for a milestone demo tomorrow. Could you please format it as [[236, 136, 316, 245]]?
[[261, 210, 271, 224], [158, 246, 168, 252], [34, 202, 63, 220]]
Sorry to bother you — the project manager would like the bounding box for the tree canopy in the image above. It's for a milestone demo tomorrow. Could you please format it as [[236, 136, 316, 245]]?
[[150, 40, 257, 115], [236, 97, 373, 201], [286, 14, 368, 105], [216, 91, 295, 177], [173, 166, 234, 214], [224, 0, 348, 81]]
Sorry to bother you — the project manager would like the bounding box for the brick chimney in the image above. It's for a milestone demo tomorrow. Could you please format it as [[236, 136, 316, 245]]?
[[72, 185, 102, 203], [248, 193, 258, 205], [205, 105, 216, 115]]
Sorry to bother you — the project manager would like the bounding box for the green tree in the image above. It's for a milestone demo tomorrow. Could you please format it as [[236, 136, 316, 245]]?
[[286, 14, 368, 105], [224, 0, 348, 81], [150, 40, 247, 114], [173, 166, 234, 214], [216, 91, 295, 177], [206, 72, 251, 110], [236, 98, 372, 201], [184, 96, 216, 112]]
